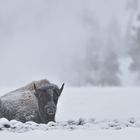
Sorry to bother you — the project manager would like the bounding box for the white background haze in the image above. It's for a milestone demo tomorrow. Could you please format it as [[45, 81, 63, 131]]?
[[0, 0, 139, 87]]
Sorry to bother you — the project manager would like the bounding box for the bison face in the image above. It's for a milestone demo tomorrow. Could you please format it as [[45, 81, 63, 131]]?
[[33, 83, 64, 124]]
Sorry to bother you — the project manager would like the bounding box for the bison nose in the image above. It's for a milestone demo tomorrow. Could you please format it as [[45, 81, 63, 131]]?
[[46, 107, 56, 116]]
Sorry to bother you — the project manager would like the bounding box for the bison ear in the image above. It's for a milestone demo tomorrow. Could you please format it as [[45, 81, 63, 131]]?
[[59, 83, 64, 95]]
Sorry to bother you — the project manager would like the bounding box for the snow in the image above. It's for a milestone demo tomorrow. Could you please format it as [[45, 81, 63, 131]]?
[[1, 128, 140, 140], [0, 86, 140, 139], [0, 117, 140, 132], [56, 87, 140, 120]]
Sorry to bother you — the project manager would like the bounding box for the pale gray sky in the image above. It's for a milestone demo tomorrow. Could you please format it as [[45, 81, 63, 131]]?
[[0, 0, 138, 86]]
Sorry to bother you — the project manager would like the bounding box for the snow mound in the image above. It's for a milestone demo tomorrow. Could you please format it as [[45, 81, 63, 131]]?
[[0, 118, 140, 133]]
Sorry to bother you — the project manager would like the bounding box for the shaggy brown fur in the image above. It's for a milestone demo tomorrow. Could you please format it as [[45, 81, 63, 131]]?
[[14, 79, 50, 92]]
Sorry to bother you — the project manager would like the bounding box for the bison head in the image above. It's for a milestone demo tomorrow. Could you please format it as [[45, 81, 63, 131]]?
[[33, 83, 64, 124]]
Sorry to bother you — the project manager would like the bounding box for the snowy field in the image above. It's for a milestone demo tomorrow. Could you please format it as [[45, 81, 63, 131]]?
[[0, 87, 140, 139]]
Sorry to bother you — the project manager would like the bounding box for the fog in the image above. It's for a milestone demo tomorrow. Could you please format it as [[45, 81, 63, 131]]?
[[0, 0, 139, 87]]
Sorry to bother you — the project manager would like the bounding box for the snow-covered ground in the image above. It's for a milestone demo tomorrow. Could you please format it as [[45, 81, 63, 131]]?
[[57, 87, 140, 120], [0, 86, 140, 139]]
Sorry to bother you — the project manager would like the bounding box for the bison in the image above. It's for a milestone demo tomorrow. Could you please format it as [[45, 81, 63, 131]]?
[[0, 79, 64, 124]]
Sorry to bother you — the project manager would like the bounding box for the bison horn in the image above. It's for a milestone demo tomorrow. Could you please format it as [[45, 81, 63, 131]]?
[[60, 83, 64, 94], [33, 83, 39, 98], [33, 83, 37, 91]]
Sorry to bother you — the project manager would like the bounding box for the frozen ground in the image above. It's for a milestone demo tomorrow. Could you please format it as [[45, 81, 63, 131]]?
[[0, 87, 140, 139]]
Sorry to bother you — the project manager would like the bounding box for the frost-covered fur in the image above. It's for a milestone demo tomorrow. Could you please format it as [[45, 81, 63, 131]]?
[[0, 79, 63, 124], [14, 79, 50, 92]]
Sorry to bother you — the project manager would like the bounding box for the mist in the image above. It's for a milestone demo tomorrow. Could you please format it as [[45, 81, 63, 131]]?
[[0, 0, 139, 87]]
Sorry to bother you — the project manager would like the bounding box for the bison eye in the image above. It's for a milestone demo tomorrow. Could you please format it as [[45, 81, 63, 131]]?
[[53, 95, 58, 104], [54, 88, 60, 96]]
